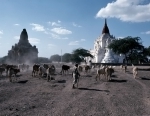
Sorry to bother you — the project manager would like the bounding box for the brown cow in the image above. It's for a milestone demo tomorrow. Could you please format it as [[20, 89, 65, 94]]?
[[84, 65, 91, 73], [105, 67, 114, 81], [78, 65, 83, 72], [6, 65, 18, 76], [0, 67, 5, 77], [60, 65, 70, 75], [8, 68, 20, 82], [32, 64, 40, 77]]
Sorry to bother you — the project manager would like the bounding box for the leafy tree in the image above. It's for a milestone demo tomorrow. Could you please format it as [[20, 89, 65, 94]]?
[[71, 48, 93, 63], [62, 53, 72, 62], [71, 54, 83, 63], [50, 54, 61, 62], [38, 57, 50, 63], [0, 56, 8, 63], [138, 46, 150, 63], [108, 36, 144, 63], [145, 46, 150, 56]]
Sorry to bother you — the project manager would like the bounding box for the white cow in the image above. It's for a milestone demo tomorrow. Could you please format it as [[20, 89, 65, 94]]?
[[38, 66, 47, 79], [95, 66, 107, 81], [47, 65, 56, 81], [105, 67, 114, 81], [133, 66, 138, 78]]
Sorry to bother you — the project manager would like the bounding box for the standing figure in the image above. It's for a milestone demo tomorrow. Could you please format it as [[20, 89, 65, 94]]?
[[72, 63, 80, 89]]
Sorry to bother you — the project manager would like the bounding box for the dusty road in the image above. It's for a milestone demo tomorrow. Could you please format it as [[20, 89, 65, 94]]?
[[0, 66, 150, 116]]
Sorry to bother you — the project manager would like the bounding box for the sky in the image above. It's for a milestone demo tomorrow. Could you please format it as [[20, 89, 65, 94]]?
[[0, 0, 150, 58]]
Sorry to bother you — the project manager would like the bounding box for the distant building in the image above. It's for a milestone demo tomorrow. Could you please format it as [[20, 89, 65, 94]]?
[[86, 19, 125, 63], [7, 29, 38, 64]]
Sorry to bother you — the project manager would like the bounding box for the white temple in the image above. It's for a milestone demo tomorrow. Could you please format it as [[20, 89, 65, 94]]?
[[86, 19, 124, 63]]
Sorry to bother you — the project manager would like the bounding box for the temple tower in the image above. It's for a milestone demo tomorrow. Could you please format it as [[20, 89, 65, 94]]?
[[86, 19, 125, 63], [7, 29, 38, 64]]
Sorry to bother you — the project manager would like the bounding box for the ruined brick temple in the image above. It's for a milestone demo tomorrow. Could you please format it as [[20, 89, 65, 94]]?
[[7, 29, 38, 64]]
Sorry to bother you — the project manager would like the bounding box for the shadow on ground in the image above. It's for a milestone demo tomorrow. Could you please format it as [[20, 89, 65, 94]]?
[[17, 80, 28, 83], [78, 88, 109, 92], [57, 80, 66, 83], [16, 74, 22, 77], [140, 77, 150, 80], [138, 68, 150, 71], [109, 79, 127, 83], [111, 75, 118, 78], [126, 72, 133, 74]]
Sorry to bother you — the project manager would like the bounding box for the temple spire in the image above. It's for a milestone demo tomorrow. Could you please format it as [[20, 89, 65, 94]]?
[[102, 18, 110, 34]]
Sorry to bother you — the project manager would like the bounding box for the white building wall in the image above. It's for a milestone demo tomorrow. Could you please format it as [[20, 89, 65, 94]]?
[[89, 33, 125, 63]]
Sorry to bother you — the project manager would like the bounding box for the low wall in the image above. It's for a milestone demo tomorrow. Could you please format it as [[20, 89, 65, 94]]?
[[92, 63, 150, 66]]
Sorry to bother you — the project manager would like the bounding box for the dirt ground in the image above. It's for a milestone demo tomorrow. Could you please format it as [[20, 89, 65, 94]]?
[[0, 65, 150, 116]]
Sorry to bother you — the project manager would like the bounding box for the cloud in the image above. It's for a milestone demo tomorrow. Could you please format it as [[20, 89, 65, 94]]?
[[14, 24, 20, 26], [81, 39, 86, 41], [48, 20, 61, 26], [117, 36, 124, 39], [0, 30, 3, 34], [48, 43, 56, 48], [96, 0, 150, 22], [73, 22, 82, 27], [68, 41, 79, 45], [29, 38, 40, 44], [58, 20, 61, 23], [49, 33, 68, 40], [51, 27, 72, 35], [30, 23, 45, 31], [52, 22, 60, 26], [43, 29, 50, 35], [14, 36, 20, 40], [141, 31, 150, 34]]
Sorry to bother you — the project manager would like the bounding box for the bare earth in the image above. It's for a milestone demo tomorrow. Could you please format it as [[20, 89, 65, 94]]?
[[0, 66, 150, 116]]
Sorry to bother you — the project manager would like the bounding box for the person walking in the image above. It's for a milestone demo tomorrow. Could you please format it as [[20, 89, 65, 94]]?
[[72, 63, 80, 89]]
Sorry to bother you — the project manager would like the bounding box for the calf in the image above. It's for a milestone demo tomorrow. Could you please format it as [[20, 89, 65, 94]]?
[[8, 68, 20, 82], [47, 65, 56, 81], [78, 65, 91, 74], [120, 65, 127, 73], [78, 65, 83, 72], [38, 66, 47, 79], [0, 67, 5, 77]]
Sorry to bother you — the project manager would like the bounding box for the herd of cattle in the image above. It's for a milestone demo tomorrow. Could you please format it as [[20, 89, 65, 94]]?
[[0, 64, 29, 82], [0, 63, 139, 83]]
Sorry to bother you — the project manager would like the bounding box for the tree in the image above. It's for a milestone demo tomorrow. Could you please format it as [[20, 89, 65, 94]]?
[[0, 56, 9, 63], [50, 54, 61, 62], [62, 53, 72, 62], [71, 48, 93, 63], [108, 36, 144, 63], [71, 54, 83, 63], [145, 46, 150, 56], [38, 57, 50, 63]]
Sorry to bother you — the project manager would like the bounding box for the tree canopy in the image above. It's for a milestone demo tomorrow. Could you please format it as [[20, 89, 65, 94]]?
[[62, 53, 72, 62], [38, 57, 50, 63], [108, 36, 145, 63], [50, 54, 61, 62], [71, 48, 93, 63]]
